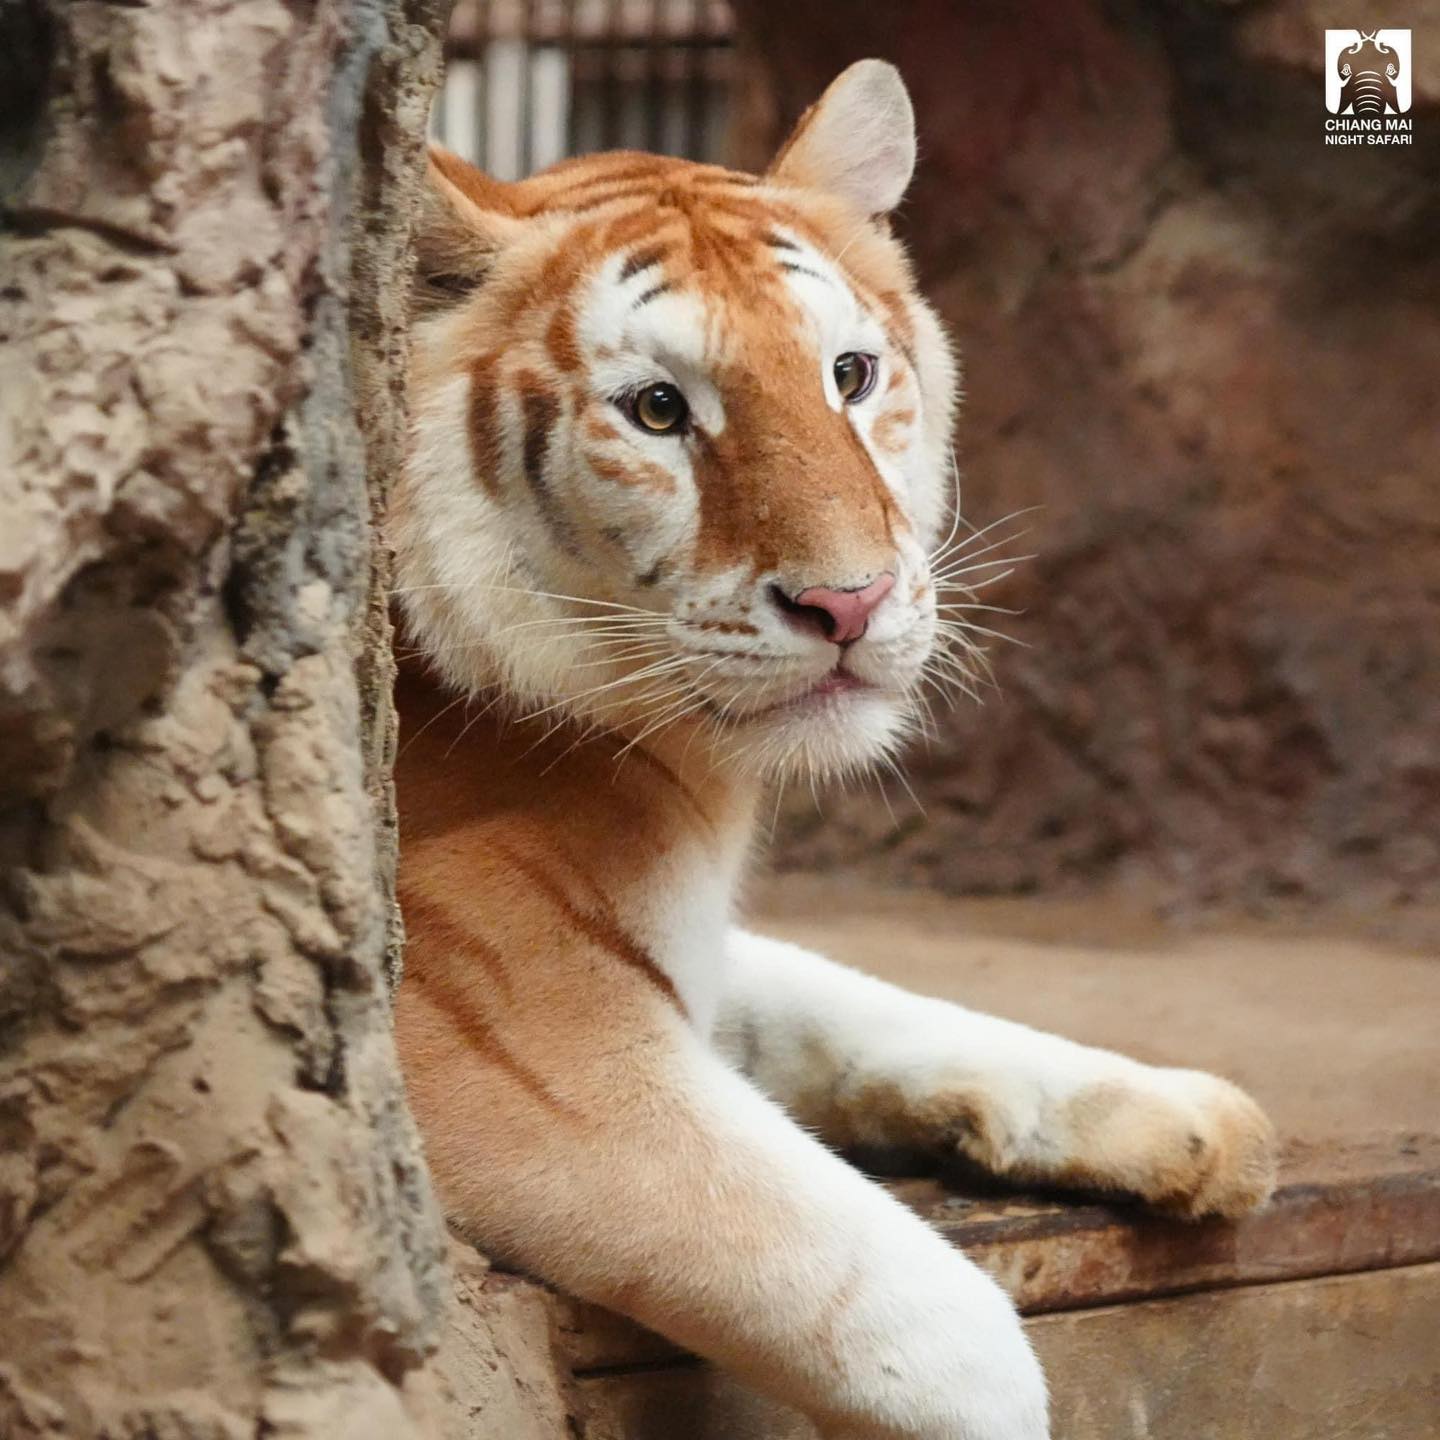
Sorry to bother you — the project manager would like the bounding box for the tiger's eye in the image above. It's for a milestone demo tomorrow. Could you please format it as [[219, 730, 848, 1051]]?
[[632, 382, 689, 434], [834, 352, 877, 403]]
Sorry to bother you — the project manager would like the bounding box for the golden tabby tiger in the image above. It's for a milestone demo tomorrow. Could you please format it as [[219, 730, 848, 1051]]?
[[392, 61, 1276, 1439]]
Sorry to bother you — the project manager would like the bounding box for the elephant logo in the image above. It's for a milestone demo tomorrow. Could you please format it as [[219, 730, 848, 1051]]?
[[1326, 30, 1412, 114]]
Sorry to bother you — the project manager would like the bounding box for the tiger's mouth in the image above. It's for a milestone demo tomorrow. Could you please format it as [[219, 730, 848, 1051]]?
[[712, 664, 888, 726], [649, 637, 926, 777], [766, 666, 872, 714]]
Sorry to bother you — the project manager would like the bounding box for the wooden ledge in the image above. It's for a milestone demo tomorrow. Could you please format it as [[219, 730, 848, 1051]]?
[[907, 1133, 1440, 1316], [553, 1136, 1440, 1373]]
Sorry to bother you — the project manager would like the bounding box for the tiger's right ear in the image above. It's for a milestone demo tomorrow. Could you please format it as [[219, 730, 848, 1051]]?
[[413, 147, 522, 313], [768, 60, 915, 217]]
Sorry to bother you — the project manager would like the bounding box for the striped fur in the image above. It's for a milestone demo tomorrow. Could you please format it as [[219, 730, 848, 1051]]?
[[393, 61, 1273, 1440]]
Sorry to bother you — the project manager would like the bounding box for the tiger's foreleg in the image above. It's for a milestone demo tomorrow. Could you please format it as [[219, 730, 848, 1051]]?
[[400, 980, 1048, 1440], [716, 930, 1276, 1219]]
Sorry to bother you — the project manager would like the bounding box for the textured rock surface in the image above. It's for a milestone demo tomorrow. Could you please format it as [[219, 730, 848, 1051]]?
[[349, 0, 451, 989], [0, 0, 451, 1433], [429, 1241, 583, 1440], [734, 0, 1440, 913]]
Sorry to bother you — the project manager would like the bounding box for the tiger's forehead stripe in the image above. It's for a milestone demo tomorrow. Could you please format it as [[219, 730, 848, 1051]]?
[[618, 244, 670, 282], [779, 259, 835, 287], [477, 159, 915, 339], [632, 281, 674, 309]]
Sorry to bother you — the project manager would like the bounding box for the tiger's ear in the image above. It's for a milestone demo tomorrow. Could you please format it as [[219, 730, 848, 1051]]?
[[767, 60, 916, 216], [413, 147, 523, 312]]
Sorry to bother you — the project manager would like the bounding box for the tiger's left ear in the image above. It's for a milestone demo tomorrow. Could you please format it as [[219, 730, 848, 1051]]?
[[413, 146, 523, 313], [767, 60, 916, 216]]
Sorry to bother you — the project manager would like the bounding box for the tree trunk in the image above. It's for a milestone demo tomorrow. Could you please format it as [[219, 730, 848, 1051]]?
[[0, 1, 452, 1434]]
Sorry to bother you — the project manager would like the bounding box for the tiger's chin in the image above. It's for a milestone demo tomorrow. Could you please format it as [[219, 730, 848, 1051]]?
[[714, 682, 915, 783]]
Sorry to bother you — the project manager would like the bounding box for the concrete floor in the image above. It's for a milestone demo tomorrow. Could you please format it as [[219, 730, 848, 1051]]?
[[754, 878, 1439, 1161]]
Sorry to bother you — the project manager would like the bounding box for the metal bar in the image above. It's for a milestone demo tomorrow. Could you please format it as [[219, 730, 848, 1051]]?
[[683, 0, 708, 160], [601, 0, 621, 150], [517, 0, 533, 175], [475, 0, 490, 167], [644, 0, 665, 154]]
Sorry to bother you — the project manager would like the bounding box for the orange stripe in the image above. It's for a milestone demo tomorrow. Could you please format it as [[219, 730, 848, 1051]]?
[[514, 372, 579, 556], [491, 840, 685, 1014], [407, 956, 577, 1121], [467, 357, 503, 495], [403, 891, 515, 1001], [621, 744, 716, 839], [584, 450, 676, 495], [545, 301, 581, 373]]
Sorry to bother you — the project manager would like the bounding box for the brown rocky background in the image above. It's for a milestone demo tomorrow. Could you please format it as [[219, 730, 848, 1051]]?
[[735, 0, 1440, 917]]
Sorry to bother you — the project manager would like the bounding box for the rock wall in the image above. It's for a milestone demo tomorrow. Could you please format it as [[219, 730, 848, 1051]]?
[[0, 1, 454, 1433], [735, 0, 1440, 912]]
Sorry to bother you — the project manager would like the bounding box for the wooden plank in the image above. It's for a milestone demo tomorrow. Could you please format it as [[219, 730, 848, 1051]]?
[[555, 1138, 1440, 1372], [1033, 1263, 1440, 1439], [913, 1137, 1440, 1315], [576, 1263, 1440, 1440], [578, 1363, 801, 1440]]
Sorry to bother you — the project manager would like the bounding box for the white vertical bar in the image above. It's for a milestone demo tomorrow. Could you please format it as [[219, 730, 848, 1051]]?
[[441, 58, 484, 163], [486, 38, 526, 180], [529, 48, 571, 172]]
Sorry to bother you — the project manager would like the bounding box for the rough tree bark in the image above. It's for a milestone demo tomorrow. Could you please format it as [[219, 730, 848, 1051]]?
[[736, 0, 1440, 916], [0, 1, 455, 1434]]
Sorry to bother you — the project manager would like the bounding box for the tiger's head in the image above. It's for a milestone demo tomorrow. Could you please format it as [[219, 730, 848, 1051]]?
[[396, 61, 968, 782]]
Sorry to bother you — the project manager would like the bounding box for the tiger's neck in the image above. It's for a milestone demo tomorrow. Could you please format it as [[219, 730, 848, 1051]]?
[[395, 664, 763, 1029]]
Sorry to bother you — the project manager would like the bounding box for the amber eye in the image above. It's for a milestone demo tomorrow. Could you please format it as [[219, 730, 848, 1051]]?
[[834, 352, 878, 403], [627, 382, 690, 435]]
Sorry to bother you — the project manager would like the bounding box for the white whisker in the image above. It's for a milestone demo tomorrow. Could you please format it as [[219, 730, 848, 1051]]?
[[391, 578, 661, 618], [879, 751, 926, 818], [928, 505, 1039, 566]]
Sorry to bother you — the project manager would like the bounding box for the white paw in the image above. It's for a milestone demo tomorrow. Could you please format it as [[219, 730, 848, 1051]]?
[[1058, 1069, 1277, 1218], [819, 1262, 1049, 1440], [865, 1059, 1276, 1221]]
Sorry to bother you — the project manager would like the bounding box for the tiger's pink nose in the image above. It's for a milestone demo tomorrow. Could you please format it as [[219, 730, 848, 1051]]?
[[774, 572, 896, 645]]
